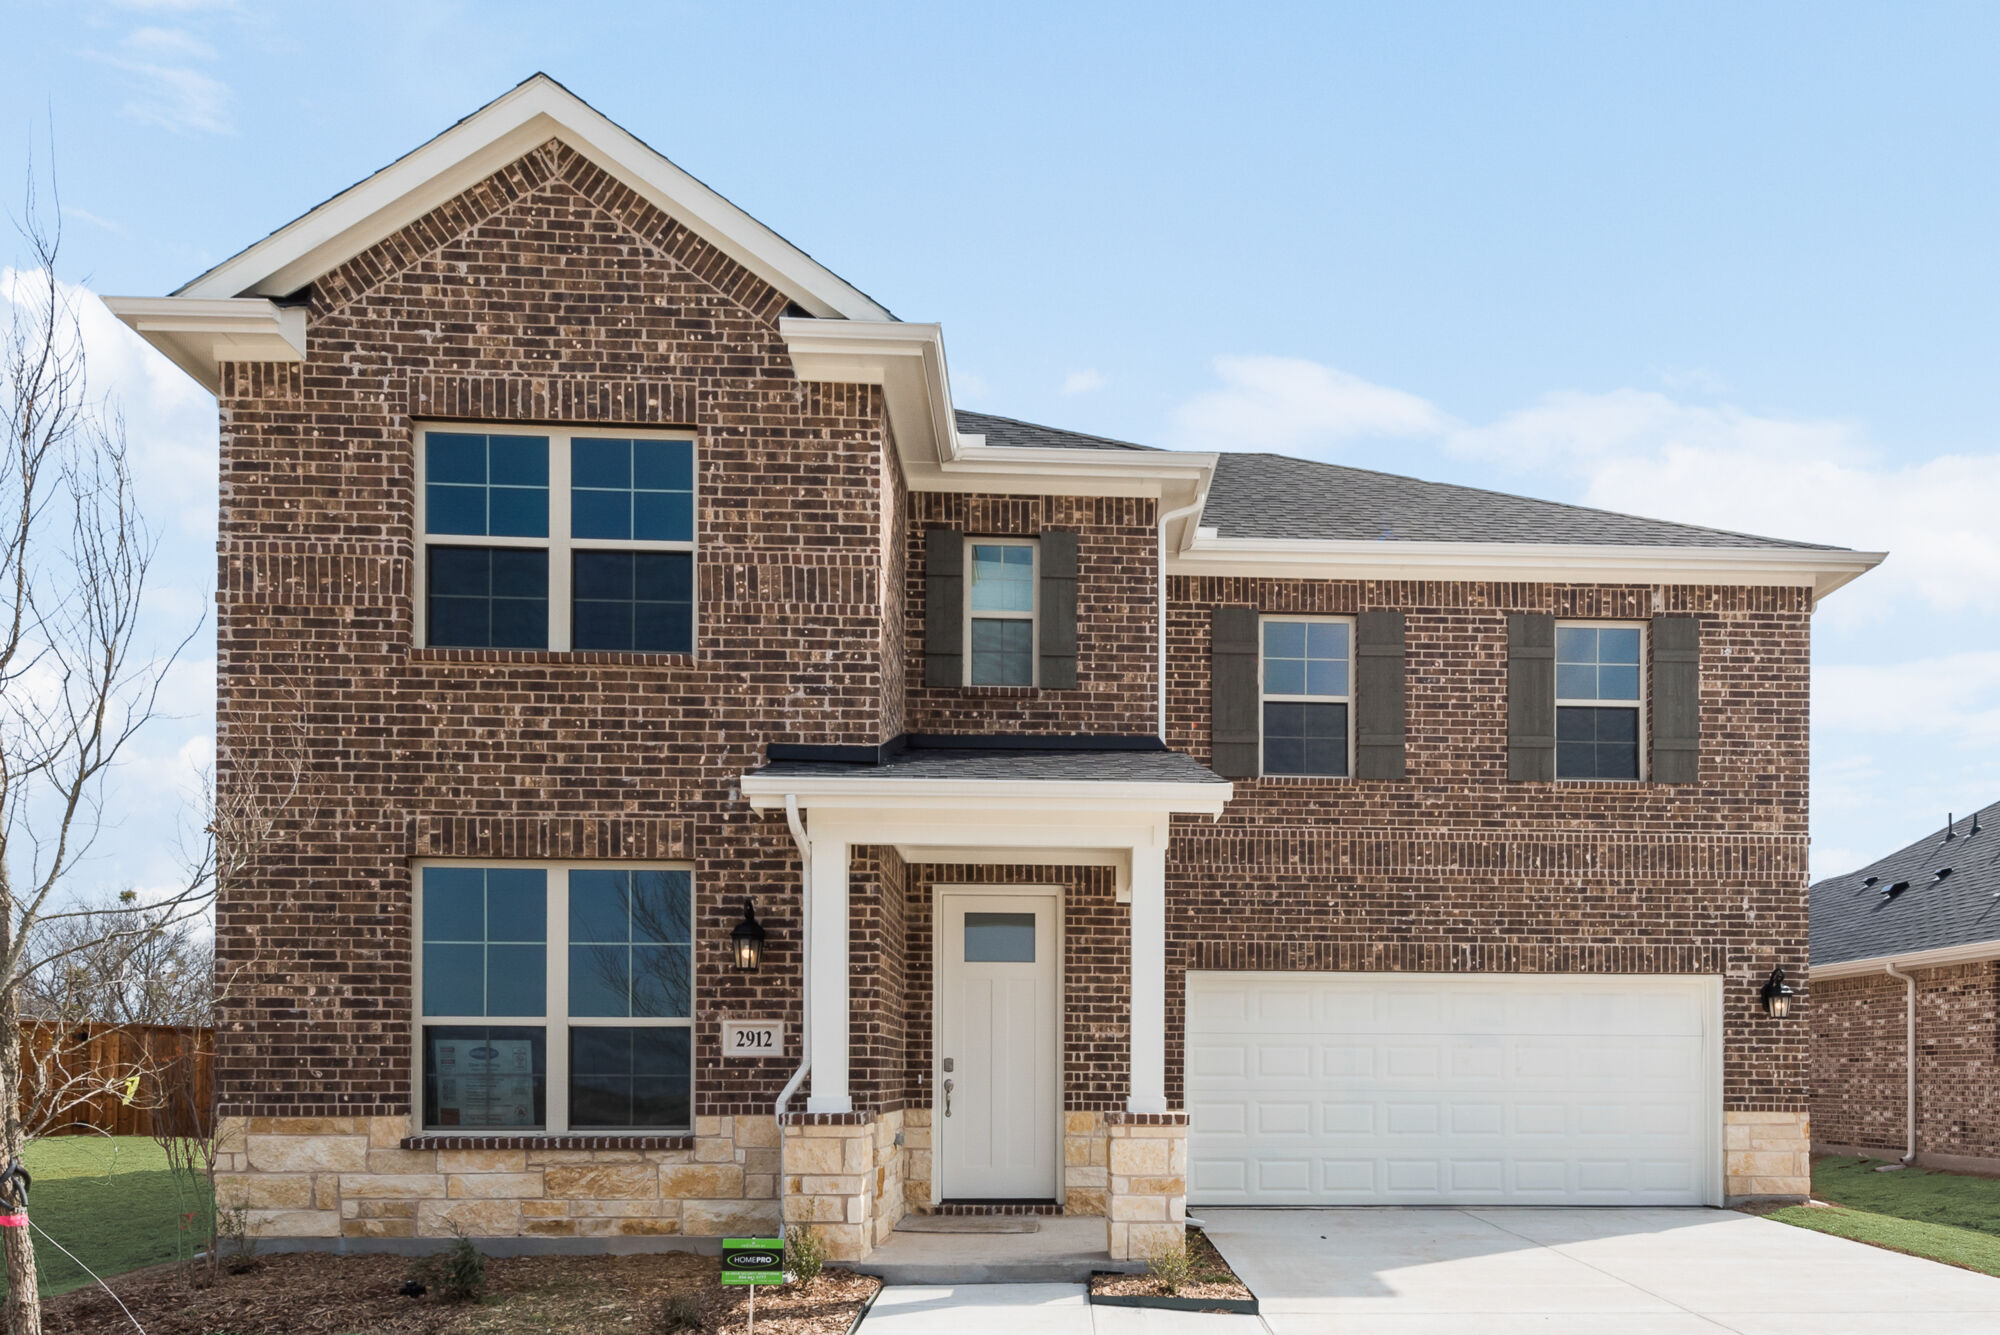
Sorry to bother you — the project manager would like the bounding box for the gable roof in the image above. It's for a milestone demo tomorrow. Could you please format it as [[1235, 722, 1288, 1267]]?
[[960, 409, 1837, 550], [172, 73, 892, 321], [1810, 802, 2000, 967]]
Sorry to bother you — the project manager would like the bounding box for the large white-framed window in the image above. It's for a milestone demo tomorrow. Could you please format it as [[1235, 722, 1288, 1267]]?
[[414, 860, 693, 1134], [964, 536, 1038, 686], [1259, 615, 1353, 777], [415, 424, 697, 653], [1555, 620, 1646, 781]]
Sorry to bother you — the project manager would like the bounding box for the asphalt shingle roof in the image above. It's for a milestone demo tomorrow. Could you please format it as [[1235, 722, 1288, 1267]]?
[[1809, 801, 2000, 965], [959, 410, 1838, 551], [753, 746, 1226, 785]]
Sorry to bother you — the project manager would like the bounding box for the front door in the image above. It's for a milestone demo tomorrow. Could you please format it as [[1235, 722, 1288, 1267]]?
[[936, 890, 1059, 1201]]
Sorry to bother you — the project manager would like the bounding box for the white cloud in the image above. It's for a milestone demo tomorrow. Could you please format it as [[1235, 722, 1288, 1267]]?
[[1061, 369, 1107, 396], [1816, 652, 2000, 743], [94, 56, 233, 134], [1170, 355, 1453, 453], [124, 25, 217, 60]]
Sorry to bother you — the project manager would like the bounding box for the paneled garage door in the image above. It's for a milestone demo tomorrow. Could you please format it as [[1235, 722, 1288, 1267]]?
[[1185, 972, 1720, 1206]]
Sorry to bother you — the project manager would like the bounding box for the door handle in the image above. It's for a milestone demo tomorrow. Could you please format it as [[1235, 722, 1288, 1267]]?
[[943, 1078, 954, 1118]]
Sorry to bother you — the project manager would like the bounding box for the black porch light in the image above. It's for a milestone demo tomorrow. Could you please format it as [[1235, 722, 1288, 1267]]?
[[1760, 966, 1794, 1019], [731, 898, 766, 972]]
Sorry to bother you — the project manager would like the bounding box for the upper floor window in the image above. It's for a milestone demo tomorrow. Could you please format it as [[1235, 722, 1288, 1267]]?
[[1556, 622, 1644, 780], [417, 862, 693, 1133], [965, 538, 1037, 686], [418, 426, 695, 653], [1261, 616, 1352, 776]]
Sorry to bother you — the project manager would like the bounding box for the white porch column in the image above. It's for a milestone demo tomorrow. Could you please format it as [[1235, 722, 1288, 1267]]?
[[806, 832, 852, 1113], [1127, 823, 1169, 1114]]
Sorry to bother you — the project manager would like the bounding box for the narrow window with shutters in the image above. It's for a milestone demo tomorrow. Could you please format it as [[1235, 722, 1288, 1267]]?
[[963, 536, 1037, 686], [1259, 615, 1352, 777], [1554, 620, 1645, 780]]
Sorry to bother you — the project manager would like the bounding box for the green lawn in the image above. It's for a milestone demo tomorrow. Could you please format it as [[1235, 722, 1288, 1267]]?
[[1765, 1155, 2000, 1278], [0, 1136, 213, 1298]]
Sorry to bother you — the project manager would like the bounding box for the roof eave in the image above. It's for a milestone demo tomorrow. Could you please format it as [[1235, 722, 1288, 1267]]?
[[174, 74, 892, 322], [741, 773, 1233, 817], [1811, 938, 2000, 980], [1172, 537, 1887, 602], [98, 297, 306, 395]]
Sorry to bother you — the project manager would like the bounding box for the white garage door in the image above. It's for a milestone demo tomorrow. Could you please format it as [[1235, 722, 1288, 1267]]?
[[1186, 972, 1719, 1206]]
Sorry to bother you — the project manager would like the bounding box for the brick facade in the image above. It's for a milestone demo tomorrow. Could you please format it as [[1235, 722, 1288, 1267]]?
[[1812, 962, 2000, 1166], [208, 131, 1819, 1250]]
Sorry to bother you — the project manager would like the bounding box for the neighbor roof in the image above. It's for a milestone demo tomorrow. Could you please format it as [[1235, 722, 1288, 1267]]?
[[962, 410, 1838, 551], [1810, 802, 2000, 965]]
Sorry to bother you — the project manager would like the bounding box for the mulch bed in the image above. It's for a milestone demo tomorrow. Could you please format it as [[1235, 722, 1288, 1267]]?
[[42, 1250, 879, 1334], [1088, 1227, 1254, 1307]]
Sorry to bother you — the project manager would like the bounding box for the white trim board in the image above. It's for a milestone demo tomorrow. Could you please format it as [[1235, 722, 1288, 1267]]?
[[1811, 939, 2000, 981]]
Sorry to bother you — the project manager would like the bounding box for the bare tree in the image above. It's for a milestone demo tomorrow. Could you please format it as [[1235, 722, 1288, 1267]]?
[[20, 890, 213, 1028], [0, 170, 208, 1334]]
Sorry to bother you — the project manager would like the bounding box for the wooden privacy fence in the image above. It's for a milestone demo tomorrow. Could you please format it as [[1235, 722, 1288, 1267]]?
[[18, 1022, 214, 1138]]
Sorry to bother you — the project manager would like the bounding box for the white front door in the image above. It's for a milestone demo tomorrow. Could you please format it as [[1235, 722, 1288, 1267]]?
[[936, 890, 1060, 1200]]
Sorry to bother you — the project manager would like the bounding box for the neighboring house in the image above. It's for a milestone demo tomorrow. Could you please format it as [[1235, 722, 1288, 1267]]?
[[106, 75, 1882, 1263], [1810, 806, 2000, 1172]]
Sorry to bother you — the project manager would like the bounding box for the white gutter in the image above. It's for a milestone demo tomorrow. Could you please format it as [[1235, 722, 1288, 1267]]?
[[777, 795, 812, 1119], [1884, 960, 1918, 1164], [1157, 494, 1208, 738], [1809, 938, 2000, 980]]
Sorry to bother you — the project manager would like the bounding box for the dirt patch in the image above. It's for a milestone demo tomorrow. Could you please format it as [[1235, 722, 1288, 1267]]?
[[41, 1249, 879, 1335], [1088, 1227, 1253, 1306]]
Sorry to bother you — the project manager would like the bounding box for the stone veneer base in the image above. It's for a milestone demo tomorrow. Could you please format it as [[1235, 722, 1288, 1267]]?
[[1104, 1114, 1188, 1262], [1724, 1110, 1811, 1203]]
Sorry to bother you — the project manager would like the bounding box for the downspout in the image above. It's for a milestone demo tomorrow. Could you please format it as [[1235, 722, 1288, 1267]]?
[[1158, 495, 1206, 739], [1884, 960, 1917, 1164], [776, 794, 813, 1229]]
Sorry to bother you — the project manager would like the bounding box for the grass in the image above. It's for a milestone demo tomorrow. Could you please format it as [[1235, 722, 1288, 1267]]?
[[0, 1136, 212, 1298], [1764, 1155, 2000, 1278]]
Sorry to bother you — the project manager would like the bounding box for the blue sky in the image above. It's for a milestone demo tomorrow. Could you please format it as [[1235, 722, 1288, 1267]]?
[[7, 0, 2000, 897]]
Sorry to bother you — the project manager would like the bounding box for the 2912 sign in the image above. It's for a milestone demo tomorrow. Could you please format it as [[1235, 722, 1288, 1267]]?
[[720, 1020, 785, 1059]]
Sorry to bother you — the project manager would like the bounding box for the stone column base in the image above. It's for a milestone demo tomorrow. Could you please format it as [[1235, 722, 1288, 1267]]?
[[780, 1111, 905, 1262], [1726, 1110, 1810, 1203], [1105, 1112, 1187, 1262]]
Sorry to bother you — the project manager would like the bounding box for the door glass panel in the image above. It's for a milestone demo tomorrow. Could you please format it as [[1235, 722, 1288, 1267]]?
[[964, 911, 1036, 963]]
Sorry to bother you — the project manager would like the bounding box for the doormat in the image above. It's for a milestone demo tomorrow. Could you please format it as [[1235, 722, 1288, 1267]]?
[[893, 1215, 1042, 1235]]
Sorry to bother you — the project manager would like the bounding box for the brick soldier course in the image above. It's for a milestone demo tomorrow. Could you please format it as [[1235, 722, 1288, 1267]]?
[[106, 74, 1879, 1264]]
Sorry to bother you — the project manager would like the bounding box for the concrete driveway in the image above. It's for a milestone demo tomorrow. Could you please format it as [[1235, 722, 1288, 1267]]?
[[1200, 1206, 2000, 1334]]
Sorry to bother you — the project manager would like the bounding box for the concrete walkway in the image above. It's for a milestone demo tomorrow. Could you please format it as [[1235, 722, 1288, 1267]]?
[[1200, 1205, 2000, 1334], [860, 1283, 1270, 1333]]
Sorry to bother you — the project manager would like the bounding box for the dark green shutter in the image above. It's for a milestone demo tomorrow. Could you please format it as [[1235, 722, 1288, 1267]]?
[[1211, 607, 1260, 779], [925, 529, 963, 687], [1651, 615, 1700, 784], [1038, 531, 1079, 690], [1354, 611, 1407, 779], [1507, 613, 1556, 781]]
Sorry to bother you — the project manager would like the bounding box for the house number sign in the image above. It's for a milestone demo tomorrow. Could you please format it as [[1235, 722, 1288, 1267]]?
[[721, 1020, 786, 1058]]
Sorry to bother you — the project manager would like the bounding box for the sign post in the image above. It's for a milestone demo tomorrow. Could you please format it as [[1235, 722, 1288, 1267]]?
[[721, 1236, 785, 1333]]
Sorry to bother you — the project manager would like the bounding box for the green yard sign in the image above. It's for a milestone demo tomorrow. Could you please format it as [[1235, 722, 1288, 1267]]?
[[721, 1237, 786, 1286]]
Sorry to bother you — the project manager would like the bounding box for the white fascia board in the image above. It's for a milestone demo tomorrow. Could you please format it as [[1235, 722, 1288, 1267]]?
[[1172, 537, 1887, 603], [1811, 939, 2000, 981], [742, 775, 1232, 819], [99, 297, 306, 394], [780, 317, 956, 463], [174, 75, 891, 322]]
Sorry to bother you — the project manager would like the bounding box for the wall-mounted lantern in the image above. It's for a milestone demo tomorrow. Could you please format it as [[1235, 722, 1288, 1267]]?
[[1760, 965, 1794, 1019], [731, 899, 766, 972]]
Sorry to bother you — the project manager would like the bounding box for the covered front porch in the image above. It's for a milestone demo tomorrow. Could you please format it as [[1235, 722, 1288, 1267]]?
[[742, 743, 1231, 1262]]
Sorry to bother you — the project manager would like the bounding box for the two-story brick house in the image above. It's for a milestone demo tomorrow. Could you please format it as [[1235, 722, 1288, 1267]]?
[[108, 75, 1881, 1263]]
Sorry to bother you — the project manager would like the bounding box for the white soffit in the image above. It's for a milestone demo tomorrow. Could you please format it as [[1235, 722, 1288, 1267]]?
[[97, 298, 305, 395], [741, 774, 1232, 819], [172, 74, 892, 322], [1811, 939, 2000, 980], [1170, 538, 1887, 603]]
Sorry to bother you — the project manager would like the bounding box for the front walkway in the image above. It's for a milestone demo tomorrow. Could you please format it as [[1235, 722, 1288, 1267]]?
[[1201, 1205, 2000, 1334], [861, 1284, 1269, 1333]]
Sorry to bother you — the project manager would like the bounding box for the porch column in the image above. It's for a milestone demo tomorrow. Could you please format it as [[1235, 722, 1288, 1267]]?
[[1128, 824, 1168, 1114], [807, 833, 852, 1113]]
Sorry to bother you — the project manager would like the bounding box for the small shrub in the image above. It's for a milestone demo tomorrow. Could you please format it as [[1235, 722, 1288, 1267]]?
[[214, 1205, 257, 1274], [1146, 1236, 1196, 1295], [407, 1227, 487, 1303], [786, 1224, 827, 1287], [657, 1292, 704, 1331]]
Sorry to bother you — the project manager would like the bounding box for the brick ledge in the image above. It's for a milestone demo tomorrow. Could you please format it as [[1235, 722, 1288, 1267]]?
[[401, 1134, 692, 1151]]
